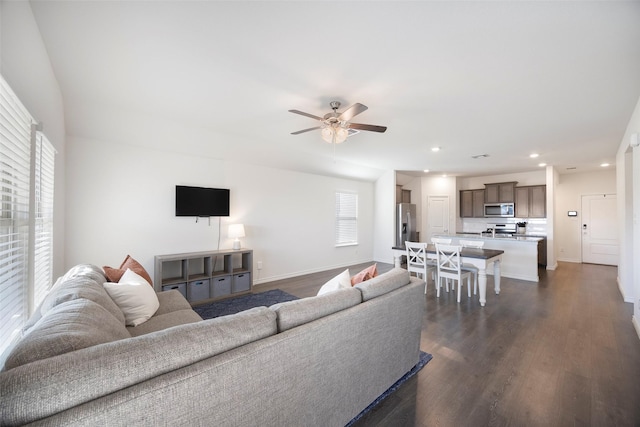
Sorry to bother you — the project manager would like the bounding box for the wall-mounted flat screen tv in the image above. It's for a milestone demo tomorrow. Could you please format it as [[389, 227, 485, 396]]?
[[175, 185, 230, 217]]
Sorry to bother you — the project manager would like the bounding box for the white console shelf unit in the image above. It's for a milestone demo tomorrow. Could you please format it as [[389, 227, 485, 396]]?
[[154, 249, 253, 305]]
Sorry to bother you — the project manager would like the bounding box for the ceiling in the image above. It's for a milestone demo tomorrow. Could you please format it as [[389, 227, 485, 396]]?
[[28, 1, 640, 181]]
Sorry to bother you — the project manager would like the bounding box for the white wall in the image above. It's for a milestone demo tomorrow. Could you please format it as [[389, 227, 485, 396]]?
[[554, 169, 616, 264], [616, 95, 640, 331], [1, 1, 66, 277], [372, 170, 395, 265], [66, 136, 375, 284]]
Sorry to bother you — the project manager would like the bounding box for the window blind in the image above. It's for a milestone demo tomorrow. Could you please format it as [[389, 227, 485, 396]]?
[[31, 130, 55, 309], [0, 76, 33, 355], [335, 191, 358, 246]]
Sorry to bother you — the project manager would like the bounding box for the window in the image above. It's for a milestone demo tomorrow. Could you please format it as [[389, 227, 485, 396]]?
[[0, 76, 55, 360], [335, 191, 358, 246]]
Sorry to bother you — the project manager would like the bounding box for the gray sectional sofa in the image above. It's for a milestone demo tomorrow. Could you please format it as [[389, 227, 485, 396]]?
[[1, 264, 425, 426]]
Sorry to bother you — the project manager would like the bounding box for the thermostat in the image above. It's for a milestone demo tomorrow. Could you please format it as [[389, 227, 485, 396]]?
[[568, 211, 578, 217]]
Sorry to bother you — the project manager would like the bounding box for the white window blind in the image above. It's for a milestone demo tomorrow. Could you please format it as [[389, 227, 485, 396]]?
[[31, 130, 55, 309], [335, 191, 358, 246], [0, 76, 33, 355]]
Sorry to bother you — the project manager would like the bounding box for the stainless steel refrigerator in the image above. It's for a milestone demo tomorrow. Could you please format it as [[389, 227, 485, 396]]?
[[396, 203, 417, 248]]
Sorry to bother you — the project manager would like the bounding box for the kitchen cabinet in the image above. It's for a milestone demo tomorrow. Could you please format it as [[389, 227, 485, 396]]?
[[538, 238, 547, 266], [515, 185, 546, 218], [484, 182, 516, 203], [460, 189, 485, 218], [396, 186, 411, 203]]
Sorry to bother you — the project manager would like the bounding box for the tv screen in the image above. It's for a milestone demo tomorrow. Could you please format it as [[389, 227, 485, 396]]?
[[175, 185, 230, 217]]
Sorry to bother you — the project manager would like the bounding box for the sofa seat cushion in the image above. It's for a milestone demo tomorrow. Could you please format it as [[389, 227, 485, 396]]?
[[4, 299, 130, 370], [270, 287, 362, 332], [154, 289, 193, 316], [127, 309, 203, 337], [355, 268, 411, 301]]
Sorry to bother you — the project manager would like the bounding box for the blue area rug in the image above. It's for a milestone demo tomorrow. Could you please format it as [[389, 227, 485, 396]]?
[[193, 289, 299, 319], [346, 351, 433, 426]]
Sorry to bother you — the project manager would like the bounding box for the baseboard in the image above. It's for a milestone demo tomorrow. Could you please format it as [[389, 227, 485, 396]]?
[[555, 257, 579, 264], [633, 315, 640, 342], [546, 262, 558, 271]]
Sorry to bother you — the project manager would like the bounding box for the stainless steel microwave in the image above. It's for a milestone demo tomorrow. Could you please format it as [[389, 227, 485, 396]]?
[[484, 203, 515, 217]]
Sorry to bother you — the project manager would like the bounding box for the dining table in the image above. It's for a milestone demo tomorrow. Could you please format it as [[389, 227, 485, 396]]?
[[392, 244, 504, 307]]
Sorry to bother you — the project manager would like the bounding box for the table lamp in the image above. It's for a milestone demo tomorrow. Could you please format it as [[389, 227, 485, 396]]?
[[228, 224, 245, 250]]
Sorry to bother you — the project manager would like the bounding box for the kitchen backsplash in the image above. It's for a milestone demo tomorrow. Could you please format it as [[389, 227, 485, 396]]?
[[459, 217, 547, 236]]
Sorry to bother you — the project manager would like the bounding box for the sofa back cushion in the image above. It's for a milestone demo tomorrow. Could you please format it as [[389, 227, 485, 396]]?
[[270, 287, 362, 332], [41, 276, 126, 325], [355, 267, 411, 301], [3, 299, 130, 370]]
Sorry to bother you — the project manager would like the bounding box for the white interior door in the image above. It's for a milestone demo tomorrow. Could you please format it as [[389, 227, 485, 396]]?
[[581, 194, 618, 265], [427, 196, 449, 242]]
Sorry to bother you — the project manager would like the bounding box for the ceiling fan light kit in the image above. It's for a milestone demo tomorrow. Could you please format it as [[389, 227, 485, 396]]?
[[289, 101, 387, 144]]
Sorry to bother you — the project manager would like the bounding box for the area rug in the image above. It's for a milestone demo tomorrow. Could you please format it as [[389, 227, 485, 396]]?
[[193, 289, 298, 319], [346, 350, 433, 426]]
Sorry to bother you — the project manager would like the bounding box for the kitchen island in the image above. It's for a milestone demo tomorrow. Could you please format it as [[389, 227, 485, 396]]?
[[434, 234, 543, 282]]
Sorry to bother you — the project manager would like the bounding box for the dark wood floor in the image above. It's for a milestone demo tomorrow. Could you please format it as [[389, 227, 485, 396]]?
[[257, 261, 640, 426]]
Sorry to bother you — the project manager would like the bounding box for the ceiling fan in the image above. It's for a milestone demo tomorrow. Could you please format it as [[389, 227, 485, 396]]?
[[289, 101, 387, 144]]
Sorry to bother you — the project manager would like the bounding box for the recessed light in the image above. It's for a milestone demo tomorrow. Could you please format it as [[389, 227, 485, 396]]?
[[423, 169, 430, 173], [601, 163, 610, 167], [431, 147, 440, 152], [538, 163, 547, 167], [530, 153, 539, 158]]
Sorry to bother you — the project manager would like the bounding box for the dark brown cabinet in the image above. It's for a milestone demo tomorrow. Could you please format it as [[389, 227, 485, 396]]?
[[515, 185, 546, 218], [484, 182, 516, 203], [460, 189, 485, 218], [396, 186, 411, 204]]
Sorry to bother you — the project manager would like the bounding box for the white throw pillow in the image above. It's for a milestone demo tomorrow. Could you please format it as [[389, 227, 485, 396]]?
[[317, 269, 351, 295], [104, 268, 160, 326]]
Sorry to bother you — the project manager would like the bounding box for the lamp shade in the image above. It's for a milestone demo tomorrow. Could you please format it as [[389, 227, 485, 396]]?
[[228, 224, 245, 239]]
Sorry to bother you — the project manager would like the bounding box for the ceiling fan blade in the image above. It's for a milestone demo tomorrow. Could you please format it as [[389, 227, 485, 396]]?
[[288, 109, 323, 121], [338, 103, 368, 122], [349, 123, 387, 133], [291, 126, 321, 135]]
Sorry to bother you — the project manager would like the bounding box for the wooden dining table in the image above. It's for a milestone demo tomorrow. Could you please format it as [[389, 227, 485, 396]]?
[[392, 244, 504, 307]]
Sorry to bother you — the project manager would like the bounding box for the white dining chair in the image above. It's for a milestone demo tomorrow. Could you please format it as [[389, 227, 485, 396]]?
[[430, 237, 452, 292], [435, 243, 472, 303], [405, 241, 437, 294], [459, 239, 484, 295]]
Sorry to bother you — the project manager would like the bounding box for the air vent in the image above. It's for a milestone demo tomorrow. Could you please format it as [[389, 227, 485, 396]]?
[[347, 128, 360, 137]]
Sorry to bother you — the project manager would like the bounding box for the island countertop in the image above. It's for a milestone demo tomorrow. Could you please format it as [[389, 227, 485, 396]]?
[[450, 233, 544, 243]]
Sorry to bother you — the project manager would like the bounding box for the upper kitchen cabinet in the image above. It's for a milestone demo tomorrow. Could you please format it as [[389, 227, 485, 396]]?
[[484, 182, 517, 203], [515, 185, 546, 218], [460, 189, 485, 217], [396, 186, 411, 203]]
